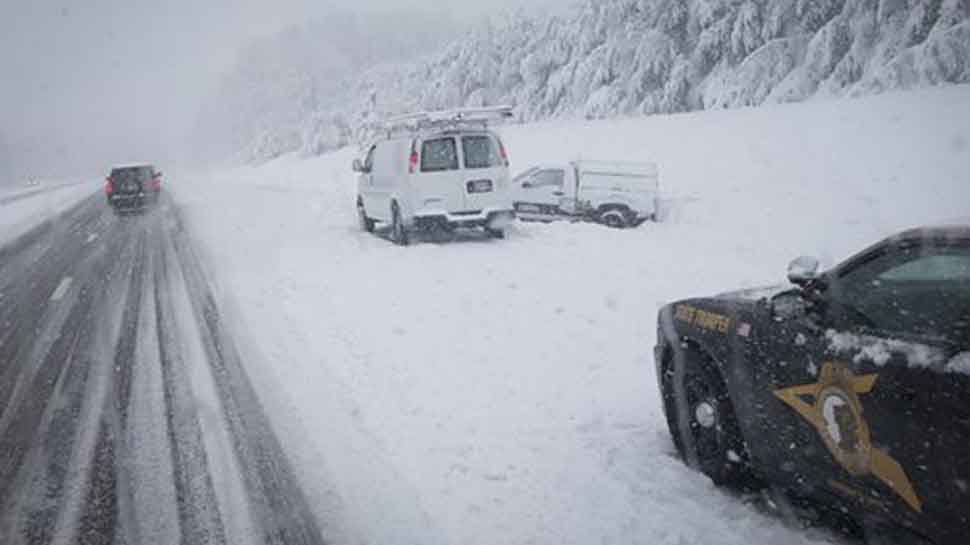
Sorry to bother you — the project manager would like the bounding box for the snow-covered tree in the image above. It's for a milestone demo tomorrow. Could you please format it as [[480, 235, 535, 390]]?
[[197, 0, 970, 163]]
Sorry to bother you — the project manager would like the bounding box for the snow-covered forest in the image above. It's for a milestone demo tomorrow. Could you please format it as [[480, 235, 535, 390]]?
[[198, 0, 970, 163], [191, 10, 458, 163]]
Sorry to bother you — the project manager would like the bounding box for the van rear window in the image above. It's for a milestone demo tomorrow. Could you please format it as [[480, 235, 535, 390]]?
[[421, 138, 458, 172], [462, 135, 502, 169]]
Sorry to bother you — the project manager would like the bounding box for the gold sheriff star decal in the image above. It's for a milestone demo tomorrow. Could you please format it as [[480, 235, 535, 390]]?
[[773, 362, 922, 513]]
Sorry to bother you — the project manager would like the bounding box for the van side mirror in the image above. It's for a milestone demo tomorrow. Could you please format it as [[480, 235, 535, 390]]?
[[521, 181, 533, 189], [352, 159, 365, 173], [787, 256, 820, 286]]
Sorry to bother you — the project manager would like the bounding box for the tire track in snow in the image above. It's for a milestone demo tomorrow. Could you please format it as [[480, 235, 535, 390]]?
[[0, 252, 101, 515], [47, 220, 142, 545], [73, 420, 117, 545], [88, 224, 147, 545], [0, 197, 106, 420], [0, 196, 332, 544], [23, 216, 137, 545], [0, 211, 133, 544], [120, 234, 181, 544], [168, 207, 328, 545], [151, 229, 228, 545]]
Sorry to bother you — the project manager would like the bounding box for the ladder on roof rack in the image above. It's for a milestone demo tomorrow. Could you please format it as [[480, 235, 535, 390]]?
[[381, 106, 514, 137]]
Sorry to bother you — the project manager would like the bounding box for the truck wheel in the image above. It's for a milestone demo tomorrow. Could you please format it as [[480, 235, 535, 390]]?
[[664, 349, 754, 488], [485, 227, 505, 239], [357, 198, 375, 233], [598, 208, 629, 229], [390, 202, 409, 246]]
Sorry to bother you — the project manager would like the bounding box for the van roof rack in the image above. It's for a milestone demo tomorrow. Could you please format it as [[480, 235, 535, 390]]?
[[381, 106, 514, 137]]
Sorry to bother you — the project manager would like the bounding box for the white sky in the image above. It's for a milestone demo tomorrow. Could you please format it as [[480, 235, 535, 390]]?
[[0, 0, 560, 181]]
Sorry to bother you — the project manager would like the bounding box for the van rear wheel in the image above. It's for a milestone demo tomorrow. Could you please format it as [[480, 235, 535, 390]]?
[[357, 199, 375, 233], [390, 203, 409, 246]]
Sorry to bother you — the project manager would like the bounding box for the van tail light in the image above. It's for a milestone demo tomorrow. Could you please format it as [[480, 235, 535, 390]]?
[[408, 150, 419, 174], [498, 140, 509, 167], [104, 177, 113, 195]]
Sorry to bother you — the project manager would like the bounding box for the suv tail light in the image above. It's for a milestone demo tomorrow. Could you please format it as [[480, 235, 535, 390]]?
[[151, 175, 162, 190], [104, 176, 113, 195]]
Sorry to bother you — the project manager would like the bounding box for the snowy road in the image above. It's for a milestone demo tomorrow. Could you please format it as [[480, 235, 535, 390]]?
[[0, 183, 86, 207], [0, 195, 328, 545]]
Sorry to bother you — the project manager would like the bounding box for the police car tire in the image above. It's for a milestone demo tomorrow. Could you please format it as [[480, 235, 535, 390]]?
[[673, 351, 753, 487]]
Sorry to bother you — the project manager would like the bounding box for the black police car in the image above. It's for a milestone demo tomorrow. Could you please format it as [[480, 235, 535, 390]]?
[[655, 226, 969, 544]]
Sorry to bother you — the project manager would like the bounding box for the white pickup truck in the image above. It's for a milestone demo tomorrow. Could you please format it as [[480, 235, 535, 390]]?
[[512, 160, 660, 228]]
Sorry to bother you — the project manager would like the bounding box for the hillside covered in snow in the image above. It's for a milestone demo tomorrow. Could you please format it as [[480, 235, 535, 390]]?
[[200, 0, 970, 163], [173, 85, 970, 545], [191, 10, 458, 164]]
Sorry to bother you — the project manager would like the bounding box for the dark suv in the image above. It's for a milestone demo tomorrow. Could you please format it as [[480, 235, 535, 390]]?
[[105, 164, 161, 212]]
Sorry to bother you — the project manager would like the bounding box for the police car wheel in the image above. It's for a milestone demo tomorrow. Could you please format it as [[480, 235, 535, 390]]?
[[679, 356, 752, 487]]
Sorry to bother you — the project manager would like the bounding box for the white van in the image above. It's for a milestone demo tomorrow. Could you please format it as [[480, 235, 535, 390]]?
[[354, 107, 516, 245], [513, 160, 660, 228]]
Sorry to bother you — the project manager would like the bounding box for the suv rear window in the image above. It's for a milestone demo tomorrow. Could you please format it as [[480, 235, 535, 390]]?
[[421, 138, 458, 172], [111, 166, 153, 182], [462, 135, 502, 169]]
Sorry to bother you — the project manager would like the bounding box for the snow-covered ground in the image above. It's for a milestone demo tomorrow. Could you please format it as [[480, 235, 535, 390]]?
[[0, 178, 81, 199], [172, 85, 970, 545], [0, 183, 97, 247]]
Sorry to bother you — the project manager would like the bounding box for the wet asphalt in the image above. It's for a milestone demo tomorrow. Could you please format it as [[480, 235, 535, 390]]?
[[0, 194, 327, 545]]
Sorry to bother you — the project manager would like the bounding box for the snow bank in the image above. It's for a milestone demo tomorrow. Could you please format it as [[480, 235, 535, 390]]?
[[172, 85, 970, 545], [0, 183, 97, 247]]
